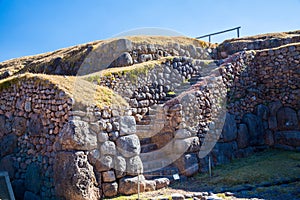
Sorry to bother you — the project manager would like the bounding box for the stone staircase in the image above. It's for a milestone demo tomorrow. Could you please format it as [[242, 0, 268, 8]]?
[[135, 59, 219, 179]]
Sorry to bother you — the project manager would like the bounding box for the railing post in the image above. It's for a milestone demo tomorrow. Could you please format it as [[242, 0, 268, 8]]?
[[196, 26, 241, 43]]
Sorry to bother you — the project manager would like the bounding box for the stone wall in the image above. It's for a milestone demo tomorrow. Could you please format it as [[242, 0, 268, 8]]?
[[0, 76, 171, 199], [202, 44, 300, 170], [216, 31, 300, 58], [0, 33, 299, 199]]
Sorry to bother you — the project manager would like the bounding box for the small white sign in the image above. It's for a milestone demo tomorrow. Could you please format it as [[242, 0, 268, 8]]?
[[173, 173, 180, 180]]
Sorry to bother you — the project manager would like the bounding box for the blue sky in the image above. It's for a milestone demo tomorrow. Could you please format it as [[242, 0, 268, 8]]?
[[0, 0, 299, 62]]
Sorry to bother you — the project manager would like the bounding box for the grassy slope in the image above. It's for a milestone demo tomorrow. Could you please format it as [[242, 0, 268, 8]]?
[[0, 73, 128, 109]]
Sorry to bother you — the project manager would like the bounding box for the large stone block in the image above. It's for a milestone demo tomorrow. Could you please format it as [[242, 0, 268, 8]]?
[[237, 123, 250, 149], [100, 141, 117, 156], [59, 120, 97, 150], [173, 137, 200, 154], [221, 113, 237, 142], [119, 116, 136, 136], [242, 113, 264, 145], [268, 101, 282, 130], [174, 153, 199, 177], [102, 170, 116, 183], [274, 131, 300, 147], [103, 182, 118, 197], [116, 134, 140, 157], [255, 104, 269, 120], [54, 151, 100, 200], [118, 175, 155, 195], [276, 107, 299, 131], [126, 156, 143, 175], [212, 141, 238, 165], [114, 156, 127, 178], [110, 52, 133, 67]]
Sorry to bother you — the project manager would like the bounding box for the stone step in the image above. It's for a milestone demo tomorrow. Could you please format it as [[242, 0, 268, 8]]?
[[142, 157, 173, 172], [141, 143, 158, 153], [136, 123, 164, 130], [143, 166, 180, 180], [135, 129, 154, 138], [136, 119, 165, 126]]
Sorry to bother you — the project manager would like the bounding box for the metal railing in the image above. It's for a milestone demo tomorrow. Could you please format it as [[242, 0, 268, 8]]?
[[196, 26, 241, 43]]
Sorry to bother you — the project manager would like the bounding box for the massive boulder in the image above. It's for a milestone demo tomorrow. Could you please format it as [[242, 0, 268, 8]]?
[[242, 113, 264, 145], [53, 151, 100, 200]]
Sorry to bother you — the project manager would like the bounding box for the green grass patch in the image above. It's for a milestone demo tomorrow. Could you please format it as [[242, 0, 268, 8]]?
[[172, 149, 300, 191]]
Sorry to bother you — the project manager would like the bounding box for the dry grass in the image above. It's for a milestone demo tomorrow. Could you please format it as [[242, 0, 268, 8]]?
[[222, 29, 300, 43], [0, 73, 128, 109], [82, 57, 172, 82]]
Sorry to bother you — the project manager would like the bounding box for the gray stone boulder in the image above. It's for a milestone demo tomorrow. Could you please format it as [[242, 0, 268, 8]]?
[[110, 52, 133, 68], [268, 101, 282, 130], [116, 134, 140, 157], [155, 178, 170, 190], [242, 113, 264, 145], [118, 175, 156, 195], [174, 153, 199, 176], [100, 141, 117, 155], [102, 170, 116, 183], [221, 113, 237, 142], [173, 137, 200, 154], [119, 116, 136, 136], [103, 182, 118, 197], [126, 156, 143, 175], [237, 123, 250, 149], [212, 141, 238, 164], [274, 131, 300, 147], [114, 156, 127, 178], [255, 104, 269, 120], [276, 107, 299, 131], [54, 151, 100, 200], [59, 120, 97, 150], [88, 150, 114, 172]]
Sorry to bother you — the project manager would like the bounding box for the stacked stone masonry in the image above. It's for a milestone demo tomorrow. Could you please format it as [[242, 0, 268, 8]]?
[[0, 33, 299, 199]]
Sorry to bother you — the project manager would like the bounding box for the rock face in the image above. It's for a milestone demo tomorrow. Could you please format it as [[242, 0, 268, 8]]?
[[53, 151, 101, 200]]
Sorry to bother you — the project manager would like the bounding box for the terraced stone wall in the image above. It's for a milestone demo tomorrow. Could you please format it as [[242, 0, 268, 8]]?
[[0, 77, 170, 200]]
